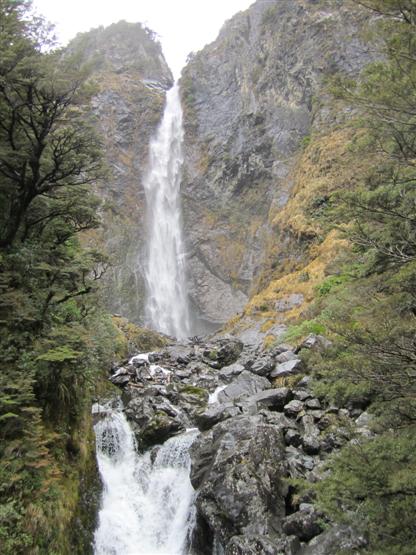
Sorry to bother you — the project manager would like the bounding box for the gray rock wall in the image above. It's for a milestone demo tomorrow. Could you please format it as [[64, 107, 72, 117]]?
[[68, 22, 173, 322], [180, 0, 373, 328]]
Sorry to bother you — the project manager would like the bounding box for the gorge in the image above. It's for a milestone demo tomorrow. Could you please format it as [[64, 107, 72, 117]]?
[[1, 0, 415, 554]]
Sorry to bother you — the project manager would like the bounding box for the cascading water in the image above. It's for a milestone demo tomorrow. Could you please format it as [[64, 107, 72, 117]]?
[[143, 83, 191, 339], [93, 402, 198, 555]]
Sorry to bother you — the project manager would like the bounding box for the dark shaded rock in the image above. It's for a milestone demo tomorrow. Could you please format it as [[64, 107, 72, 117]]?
[[283, 504, 323, 542], [271, 359, 303, 378], [216, 338, 244, 367], [300, 525, 367, 554], [285, 429, 302, 448], [217, 371, 271, 404], [302, 435, 321, 456]]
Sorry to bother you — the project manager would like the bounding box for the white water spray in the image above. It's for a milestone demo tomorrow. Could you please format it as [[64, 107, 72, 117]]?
[[93, 403, 197, 555], [143, 83, 191, 339]]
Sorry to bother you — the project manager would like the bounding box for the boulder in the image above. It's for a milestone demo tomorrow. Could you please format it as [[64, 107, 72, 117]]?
[[217, 371, 271, 404], [283, 504, 323, 542], [275, 351, 298, 364], [284, 400, 305, 418], [300, 525, 367, 554], [190, 415, 287, 546], [196, 403, 241, 431], [270, 359, 303, 378], [249, 357, 275, 377], [219, 363, 245, 381], [245, 388, 292, 412], [299, 334, 332, 352]]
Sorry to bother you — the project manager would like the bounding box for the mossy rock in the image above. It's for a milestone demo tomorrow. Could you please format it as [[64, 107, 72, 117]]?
[[112, 316, 168, 358]]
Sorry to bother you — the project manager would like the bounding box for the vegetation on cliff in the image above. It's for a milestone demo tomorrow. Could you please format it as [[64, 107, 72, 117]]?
[[0, 2, 116, 552], [261, 1, 416, 552]]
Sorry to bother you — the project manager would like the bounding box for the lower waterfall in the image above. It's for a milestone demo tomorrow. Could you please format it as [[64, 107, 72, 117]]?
[[93, 403, 198, 555]]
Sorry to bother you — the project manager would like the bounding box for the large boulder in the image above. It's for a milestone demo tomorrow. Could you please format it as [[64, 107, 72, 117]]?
[[190, 415, 288, 547], [217, 371, 270, 404]]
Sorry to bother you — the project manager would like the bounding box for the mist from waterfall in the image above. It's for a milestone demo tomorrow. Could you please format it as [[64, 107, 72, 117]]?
[[143, 83, 191, 339], [93, 402, 197, 555]]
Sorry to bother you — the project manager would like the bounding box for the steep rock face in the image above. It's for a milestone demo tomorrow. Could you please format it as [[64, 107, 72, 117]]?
[[180, 0, 373, 328], [69, 22, 173, 321]]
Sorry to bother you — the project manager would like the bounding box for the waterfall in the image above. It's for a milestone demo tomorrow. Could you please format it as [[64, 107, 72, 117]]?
[[93, 403, 197, 555], [143, 83, 191, 339]]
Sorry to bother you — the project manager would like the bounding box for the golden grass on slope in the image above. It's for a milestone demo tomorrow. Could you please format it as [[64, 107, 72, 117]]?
[[246, 229, 349, 323], [272, 127, 372, 239]]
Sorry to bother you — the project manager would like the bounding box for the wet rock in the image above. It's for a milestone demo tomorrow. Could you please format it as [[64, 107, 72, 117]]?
[[284, 400, 304, 418], [270, 359, 303, 378], [190, 415, 287, 545], [217, 371, 271, 404]]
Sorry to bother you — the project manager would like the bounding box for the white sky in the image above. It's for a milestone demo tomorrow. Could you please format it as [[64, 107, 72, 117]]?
[[32, 0, 255, 78]]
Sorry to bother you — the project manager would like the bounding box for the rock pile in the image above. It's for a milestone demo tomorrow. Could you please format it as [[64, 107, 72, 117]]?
[[107, 334, 369, 555]]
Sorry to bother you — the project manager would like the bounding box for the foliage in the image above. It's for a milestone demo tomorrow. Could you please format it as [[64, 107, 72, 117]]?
[[0, 2, 115, 552], [315, 430, 416, 555], [297, 3, 416, 552]]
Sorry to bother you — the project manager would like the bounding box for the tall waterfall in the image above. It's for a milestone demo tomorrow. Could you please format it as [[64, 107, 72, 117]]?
[[143, 83, 191, 339], [93, 403, 197, 555]]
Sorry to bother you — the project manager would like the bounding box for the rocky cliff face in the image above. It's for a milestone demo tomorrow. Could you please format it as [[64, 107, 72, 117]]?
[[69, 22, 173, 321], [180, 0, 373, 330]]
